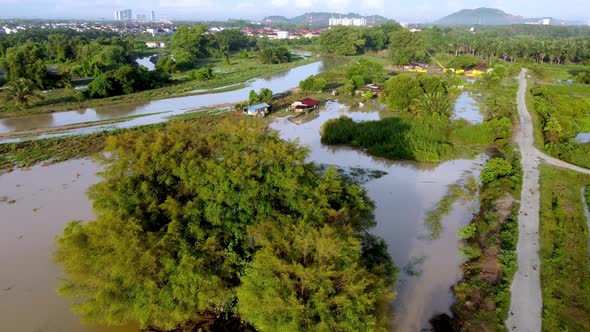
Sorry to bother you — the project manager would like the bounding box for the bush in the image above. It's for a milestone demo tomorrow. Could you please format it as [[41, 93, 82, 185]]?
[[299, 75, 327, 92], [189, 66, 214, 81], [258, 46, 291, 64], [480, 158, 513, 184]]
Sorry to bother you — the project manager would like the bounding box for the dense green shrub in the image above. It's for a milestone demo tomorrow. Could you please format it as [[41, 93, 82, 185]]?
[[189, 66, 214, 81], [321, 114, 452, 162], [299, 75, 327, 92]]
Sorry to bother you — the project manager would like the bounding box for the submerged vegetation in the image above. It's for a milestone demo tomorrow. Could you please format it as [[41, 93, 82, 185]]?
[[321, 114, 453, 162]]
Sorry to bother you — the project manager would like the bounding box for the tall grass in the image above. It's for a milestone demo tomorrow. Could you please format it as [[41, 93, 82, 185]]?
[[321, 113, 452, 162], [539, 166, 590, 331]]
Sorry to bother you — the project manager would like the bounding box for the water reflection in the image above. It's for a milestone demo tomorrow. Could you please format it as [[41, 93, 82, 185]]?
[[270, 102, 483, 330], [451, 92, 484, 124]]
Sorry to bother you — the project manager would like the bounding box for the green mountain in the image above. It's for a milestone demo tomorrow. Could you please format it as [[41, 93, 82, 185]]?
[[263, 12, 391, 27], [435, 8, 525, 26]]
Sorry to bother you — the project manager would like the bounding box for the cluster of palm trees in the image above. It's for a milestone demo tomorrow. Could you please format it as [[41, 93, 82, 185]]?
[[426, 30, 590, 64]]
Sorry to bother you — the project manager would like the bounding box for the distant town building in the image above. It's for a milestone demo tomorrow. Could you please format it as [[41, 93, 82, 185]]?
[[114, 9, 132, 21], [146, 42, 166, 48], [329, 17, 367, 27], [277, 31, 289, 39], [151, 11, 156, 22], [525, 17, 552, 25], [136, 14, 147, 21]]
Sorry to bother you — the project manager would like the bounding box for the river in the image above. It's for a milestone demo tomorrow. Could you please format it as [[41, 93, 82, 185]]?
[[0, 99, 484, 331], [0, 58, 342, 143]]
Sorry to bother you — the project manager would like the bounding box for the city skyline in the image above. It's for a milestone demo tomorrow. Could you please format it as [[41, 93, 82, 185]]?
[[0, 0, 588, 22]]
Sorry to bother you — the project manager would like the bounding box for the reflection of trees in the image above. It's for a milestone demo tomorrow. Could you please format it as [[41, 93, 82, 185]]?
[[94, 102, 151, 120], [1, 113, 54, 131]]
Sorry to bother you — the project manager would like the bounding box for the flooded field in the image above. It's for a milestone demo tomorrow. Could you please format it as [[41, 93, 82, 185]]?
[[271, 102, 483, 330], [135, 56, 157, 71], [451, 92, 484, 124], [0, 101, 483, 331], [0, 160, 134, 332], [0, 58, 342, 142]]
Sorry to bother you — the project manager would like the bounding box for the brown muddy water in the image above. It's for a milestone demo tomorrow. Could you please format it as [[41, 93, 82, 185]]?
[[0, 160, 134, 332], [0, 101, 483, 331]]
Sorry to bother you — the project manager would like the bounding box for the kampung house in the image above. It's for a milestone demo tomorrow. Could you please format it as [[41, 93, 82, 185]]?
[[290, 98, 320, 113]]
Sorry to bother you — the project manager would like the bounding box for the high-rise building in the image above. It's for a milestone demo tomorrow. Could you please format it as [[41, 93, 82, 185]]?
[[137, 14, 147, 21], [328, 17, 367, 27], [151, 11, 156, 22], [114, 9, 132, 21]]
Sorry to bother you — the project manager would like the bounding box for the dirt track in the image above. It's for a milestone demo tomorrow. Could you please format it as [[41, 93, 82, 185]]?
[[507, 69, 590, 331]]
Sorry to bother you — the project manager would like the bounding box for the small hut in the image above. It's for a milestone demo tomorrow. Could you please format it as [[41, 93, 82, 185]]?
[[290, 98, 320, 113], [246, 103, 271, 117]]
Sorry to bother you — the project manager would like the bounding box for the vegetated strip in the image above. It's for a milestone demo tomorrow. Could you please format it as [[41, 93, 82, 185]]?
[[446, 146, 523, 331], [538, 165, 590, 331], [0, 112, 170, 139], [0, 111, 234, 173]]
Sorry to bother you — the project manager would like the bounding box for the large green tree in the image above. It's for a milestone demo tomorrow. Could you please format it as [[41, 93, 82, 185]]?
[[213, 29, 248, 64], [54, 120, 395, 330], [318, 26, 366, 56], [388, 29, 426, 65]]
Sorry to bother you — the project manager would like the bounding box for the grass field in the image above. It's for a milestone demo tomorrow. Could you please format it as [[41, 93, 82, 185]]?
[[539, 165, 590, 332]]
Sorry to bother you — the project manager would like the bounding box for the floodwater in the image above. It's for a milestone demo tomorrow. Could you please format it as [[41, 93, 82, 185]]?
[[451, 92, 484, 124], [575, 132, 590, 143], [270, 102, 483, 330], [135, 56, 156, 71], [0, 58, 342, 142], [0, 101, 482, 331], [0, 160, 134, 332]]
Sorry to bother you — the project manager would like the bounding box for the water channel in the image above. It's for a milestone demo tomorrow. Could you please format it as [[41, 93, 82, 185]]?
[[1, 101, 484, 332], [0, 58, 342, 143]]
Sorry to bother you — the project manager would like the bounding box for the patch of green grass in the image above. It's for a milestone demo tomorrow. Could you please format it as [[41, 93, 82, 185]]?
[[539, 165, 590, 332]]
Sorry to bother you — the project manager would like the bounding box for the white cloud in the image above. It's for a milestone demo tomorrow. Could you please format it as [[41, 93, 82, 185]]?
[[159, 0, 211, 8], [271, 0, 289, 7], [362, 0, 384, 11]]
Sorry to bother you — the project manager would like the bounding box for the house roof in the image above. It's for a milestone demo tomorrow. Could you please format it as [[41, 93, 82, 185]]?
[[247, 103, 270, 112], [298, 98, 319, 107]]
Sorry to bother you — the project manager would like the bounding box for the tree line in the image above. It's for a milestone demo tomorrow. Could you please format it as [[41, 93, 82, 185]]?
[[316, 24, 590, 65]]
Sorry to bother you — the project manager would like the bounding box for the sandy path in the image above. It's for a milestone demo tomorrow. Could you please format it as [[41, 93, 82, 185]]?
[[507, 68, 543, 332]]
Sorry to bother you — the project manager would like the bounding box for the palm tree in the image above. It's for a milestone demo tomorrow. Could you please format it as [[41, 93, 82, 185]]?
[[3, 78, 45, 107], [412, 92, 452, 117]]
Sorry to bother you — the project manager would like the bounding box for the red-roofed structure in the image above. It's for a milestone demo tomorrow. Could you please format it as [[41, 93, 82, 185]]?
[[290, 98, 320, 113]]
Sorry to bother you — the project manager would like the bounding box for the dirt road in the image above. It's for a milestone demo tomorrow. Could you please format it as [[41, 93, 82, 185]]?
[[507, 69, 590, 331], [507, 68, 543, 332]]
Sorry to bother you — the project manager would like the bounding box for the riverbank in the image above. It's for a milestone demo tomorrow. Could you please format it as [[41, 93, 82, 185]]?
[[0, 56, 319, 119]]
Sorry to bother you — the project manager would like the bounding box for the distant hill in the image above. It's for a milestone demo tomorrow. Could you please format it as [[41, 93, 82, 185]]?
[[263, 12, 391, 27], [435, 8, 525, 25]]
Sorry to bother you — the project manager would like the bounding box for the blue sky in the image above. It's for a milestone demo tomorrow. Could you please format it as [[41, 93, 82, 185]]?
[[0, 0, 588, 22]]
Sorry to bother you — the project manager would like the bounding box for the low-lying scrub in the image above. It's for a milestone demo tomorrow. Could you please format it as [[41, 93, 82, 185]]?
[[451, 147, 523, 331]]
